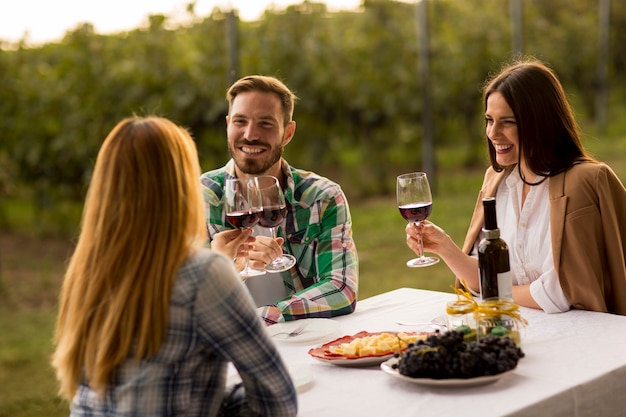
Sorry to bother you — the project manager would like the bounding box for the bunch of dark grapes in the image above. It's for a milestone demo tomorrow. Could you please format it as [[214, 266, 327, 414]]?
[[394, 330, 524, 379]]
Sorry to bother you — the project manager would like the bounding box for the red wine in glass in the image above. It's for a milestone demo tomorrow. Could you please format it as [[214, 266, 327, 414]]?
[[258, 205, 287, 228], [224, 178, 266, 278], [227, 209, 262, 229], [398, 202, 432, 223], [254, 175, 297, 272], [396, 172, 440, 268]]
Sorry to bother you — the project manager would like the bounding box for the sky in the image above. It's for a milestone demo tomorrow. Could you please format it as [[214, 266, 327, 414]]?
[[0, 0, 361, 46]]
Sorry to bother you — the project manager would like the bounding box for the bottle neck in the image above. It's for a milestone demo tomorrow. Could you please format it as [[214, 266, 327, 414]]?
[[482, 228, 501, 239], [484, 204, 498, 230]]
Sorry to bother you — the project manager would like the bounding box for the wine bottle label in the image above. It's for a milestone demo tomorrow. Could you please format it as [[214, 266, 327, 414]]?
[[497, 270, 513, 299]]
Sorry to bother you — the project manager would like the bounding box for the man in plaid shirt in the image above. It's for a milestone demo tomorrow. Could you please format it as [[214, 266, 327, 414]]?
[[201, 75, 358, 325]]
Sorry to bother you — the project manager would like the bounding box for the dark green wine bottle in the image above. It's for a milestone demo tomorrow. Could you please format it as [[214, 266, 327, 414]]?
[[478, 197, 512, 300]]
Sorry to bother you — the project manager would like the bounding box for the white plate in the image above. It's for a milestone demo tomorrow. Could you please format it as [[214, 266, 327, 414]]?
[[312, 353, 395, 367], [380, 357, 515, 387], [267, 318, 340, 343], [227, 366, 314, 393]]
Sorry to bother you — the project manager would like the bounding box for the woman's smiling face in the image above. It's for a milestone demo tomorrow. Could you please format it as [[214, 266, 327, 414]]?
[[485, 91, 520, 168]]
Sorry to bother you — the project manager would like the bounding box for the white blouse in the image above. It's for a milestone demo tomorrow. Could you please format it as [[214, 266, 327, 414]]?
[[494, 170, 571, 313]]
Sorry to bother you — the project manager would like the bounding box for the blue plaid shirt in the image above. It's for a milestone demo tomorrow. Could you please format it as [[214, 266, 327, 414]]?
[[69, 250, 297, 417], [202, 159, 359, 325]]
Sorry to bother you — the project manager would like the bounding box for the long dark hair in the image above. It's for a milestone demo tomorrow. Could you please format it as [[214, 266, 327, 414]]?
[[483, 59, 595, 182]]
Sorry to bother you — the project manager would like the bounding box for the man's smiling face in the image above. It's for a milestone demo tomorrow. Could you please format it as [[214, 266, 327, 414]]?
[[226, 91, 295, 179]]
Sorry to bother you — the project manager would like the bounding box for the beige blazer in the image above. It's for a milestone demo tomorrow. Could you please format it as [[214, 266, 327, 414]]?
[[461, 162, 626, 315]]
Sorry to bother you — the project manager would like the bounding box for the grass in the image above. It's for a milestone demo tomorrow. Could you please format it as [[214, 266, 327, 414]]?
[[1, 133, 624, 416], [0, 234, 73, 417], [0, 309, 67, 417]]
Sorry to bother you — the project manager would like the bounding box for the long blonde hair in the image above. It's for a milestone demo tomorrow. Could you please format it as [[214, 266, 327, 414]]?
[[52, 116, 207, 400]]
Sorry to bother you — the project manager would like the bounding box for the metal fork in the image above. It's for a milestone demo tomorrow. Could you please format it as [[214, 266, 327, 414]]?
[[396, 321, 448, 330], [272, 323, 307, 338]]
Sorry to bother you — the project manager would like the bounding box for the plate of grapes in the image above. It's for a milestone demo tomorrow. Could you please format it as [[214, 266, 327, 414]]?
[[380, 330, 524, 387]]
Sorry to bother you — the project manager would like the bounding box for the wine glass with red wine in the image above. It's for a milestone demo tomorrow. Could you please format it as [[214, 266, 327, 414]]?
[[254, 175, 297, 272], [225, 178, 266, 278], [396, 172, 440, 267]]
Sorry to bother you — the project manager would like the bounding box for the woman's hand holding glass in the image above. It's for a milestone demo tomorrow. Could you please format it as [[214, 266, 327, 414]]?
[[397, 172, 440, 267], [405, 221, 448, 257], [211, 229, 254, 263]]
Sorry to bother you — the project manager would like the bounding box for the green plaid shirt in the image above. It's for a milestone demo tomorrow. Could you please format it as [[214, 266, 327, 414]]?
[[201, 159, 358, 324]]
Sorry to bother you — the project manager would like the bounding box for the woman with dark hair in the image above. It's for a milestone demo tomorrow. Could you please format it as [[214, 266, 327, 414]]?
[[406, 59, 626, 315], [52, 116, 297, 416]]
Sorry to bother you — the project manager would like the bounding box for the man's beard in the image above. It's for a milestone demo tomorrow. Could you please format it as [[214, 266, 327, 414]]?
[[229, 141, 284, 175]]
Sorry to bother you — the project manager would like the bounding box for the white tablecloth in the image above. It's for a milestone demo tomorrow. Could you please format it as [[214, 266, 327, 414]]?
[[272, 288, 626, 417]]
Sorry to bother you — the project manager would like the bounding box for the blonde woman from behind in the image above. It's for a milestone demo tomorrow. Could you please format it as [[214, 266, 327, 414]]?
[[52, 116, 297, 417]]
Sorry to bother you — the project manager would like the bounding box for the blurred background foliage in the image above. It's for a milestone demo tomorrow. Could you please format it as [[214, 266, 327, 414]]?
[[1, 0, 625, 235], [1, 1, 626, 414]]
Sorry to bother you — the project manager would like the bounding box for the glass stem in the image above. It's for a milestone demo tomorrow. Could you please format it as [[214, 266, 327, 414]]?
[[242, 228, 252, 271], [269, 226, 282, 267], [415, 221, 424, 259]]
